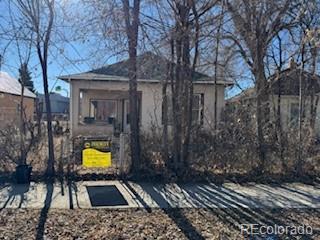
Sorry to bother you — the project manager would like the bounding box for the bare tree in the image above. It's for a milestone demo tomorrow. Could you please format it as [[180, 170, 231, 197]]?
[[166, 1, 207, 174], [16, 0, 56, 177], [301, 1, 320, 135], [225, 0, 300, 172], [140, 0, 215, 174], [8, 5, 31, 166], [289, 0, 320, 173], [18, 63, 30, 165]]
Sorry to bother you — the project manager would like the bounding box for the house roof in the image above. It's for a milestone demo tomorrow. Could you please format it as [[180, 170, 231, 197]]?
[[227, 87, 255, 103], [0, 71, 36, 98], [59, 52, 233, 86], [228, 67, 320, 103], [269, 68, 320, 95], [37, 92, 69, 103]]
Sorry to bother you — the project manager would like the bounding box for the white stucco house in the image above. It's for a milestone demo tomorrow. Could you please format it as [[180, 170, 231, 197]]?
[[59, 52, 233, 137], [227, 64, 320, 135]]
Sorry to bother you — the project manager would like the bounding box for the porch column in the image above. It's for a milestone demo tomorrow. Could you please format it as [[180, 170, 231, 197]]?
[[70, 82, 79, 136]]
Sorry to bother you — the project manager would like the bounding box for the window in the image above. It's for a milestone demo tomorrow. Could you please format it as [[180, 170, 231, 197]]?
[[192, 94, 204, 125], [289, 102, 299, 127], [90, 100, 117, 122], [162, 93, 204, 125]]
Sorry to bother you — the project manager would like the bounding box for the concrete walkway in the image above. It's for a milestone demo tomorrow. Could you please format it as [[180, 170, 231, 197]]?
[[0, 181, 319, 209]]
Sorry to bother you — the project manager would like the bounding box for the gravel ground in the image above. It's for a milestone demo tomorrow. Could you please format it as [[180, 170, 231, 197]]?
[[0, 208, 319, 240]]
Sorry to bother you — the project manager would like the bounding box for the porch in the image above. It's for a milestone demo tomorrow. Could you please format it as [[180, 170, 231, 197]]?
[[70, 87, 141, 137]]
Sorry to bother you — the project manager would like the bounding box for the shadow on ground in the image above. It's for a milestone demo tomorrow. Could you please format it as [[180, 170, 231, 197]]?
[[0, 183, 30, 210], [133, 182, 319, 240], [35, 181, 53, 240]]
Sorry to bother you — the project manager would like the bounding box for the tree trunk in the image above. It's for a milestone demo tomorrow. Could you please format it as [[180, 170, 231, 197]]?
[[309, 47, 318, 135], [254, 59, 269, 172], [123, 0, 141, 173], [297, 43, 305, 175], [172, 29, 182, 171], [36, 0, 55, 178], [20, 80, 26, 165], [276, 73, 285, 171], [180, 4, 192, 168], [40, 59, 55, 177], [128, 44, 140, 173], [213, 3, 223, 150], [162, 81, 169, 162], [181, 1, 201, 167], [162, 58, 170, 164]]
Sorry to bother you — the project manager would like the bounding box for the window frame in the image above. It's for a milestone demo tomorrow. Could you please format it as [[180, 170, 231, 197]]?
[[89, 98, 118, 124], [161, 93, 204, 125], [289, 102, 299, 127], [192, 93, 204, 125]]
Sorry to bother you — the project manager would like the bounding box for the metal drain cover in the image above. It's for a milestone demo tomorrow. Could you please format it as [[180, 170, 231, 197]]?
[[86, 185, 128, 207]]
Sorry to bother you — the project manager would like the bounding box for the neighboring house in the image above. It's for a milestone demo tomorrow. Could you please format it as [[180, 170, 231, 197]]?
[[227, 64, 320, 134], [0, 71, 36, 128], [59, 52, 233, 137], [37, 92, 69, 120]]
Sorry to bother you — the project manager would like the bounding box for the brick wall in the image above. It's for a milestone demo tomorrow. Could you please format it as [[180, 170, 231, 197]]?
[[0, 92, 35, 128]]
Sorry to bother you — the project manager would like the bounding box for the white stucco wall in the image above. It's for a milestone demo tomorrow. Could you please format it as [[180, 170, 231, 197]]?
[[270, 94, 320, 135], [69, 79, 226, 136]]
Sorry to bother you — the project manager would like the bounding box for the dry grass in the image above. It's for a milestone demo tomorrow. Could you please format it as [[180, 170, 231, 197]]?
[[0, 208, 319, 239]]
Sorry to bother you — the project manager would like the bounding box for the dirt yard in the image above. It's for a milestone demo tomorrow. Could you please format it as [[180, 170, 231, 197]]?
[[0, 208, 319, 239]]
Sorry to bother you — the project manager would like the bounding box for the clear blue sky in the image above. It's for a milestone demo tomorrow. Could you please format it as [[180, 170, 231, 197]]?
[[0, 0, 118, 97]]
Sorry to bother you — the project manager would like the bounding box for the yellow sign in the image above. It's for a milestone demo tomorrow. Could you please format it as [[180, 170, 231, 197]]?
[[82, 148, 112, 167], [84, 140, 111, 149]]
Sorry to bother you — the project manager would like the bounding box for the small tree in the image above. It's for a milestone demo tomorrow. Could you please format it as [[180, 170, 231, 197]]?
[[18, 62, 28, 165], [0, 64, 40, 168], [16, 0, 56, 177], [18, 63, 35, 93]]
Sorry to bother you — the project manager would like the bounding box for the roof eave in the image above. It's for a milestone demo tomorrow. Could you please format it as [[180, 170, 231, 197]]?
[[0, 91, 36, 99], [58, 74, 233, 86]]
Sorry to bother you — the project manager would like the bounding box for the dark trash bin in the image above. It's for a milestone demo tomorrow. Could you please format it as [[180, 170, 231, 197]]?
[[15, 164, 32, 184]]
